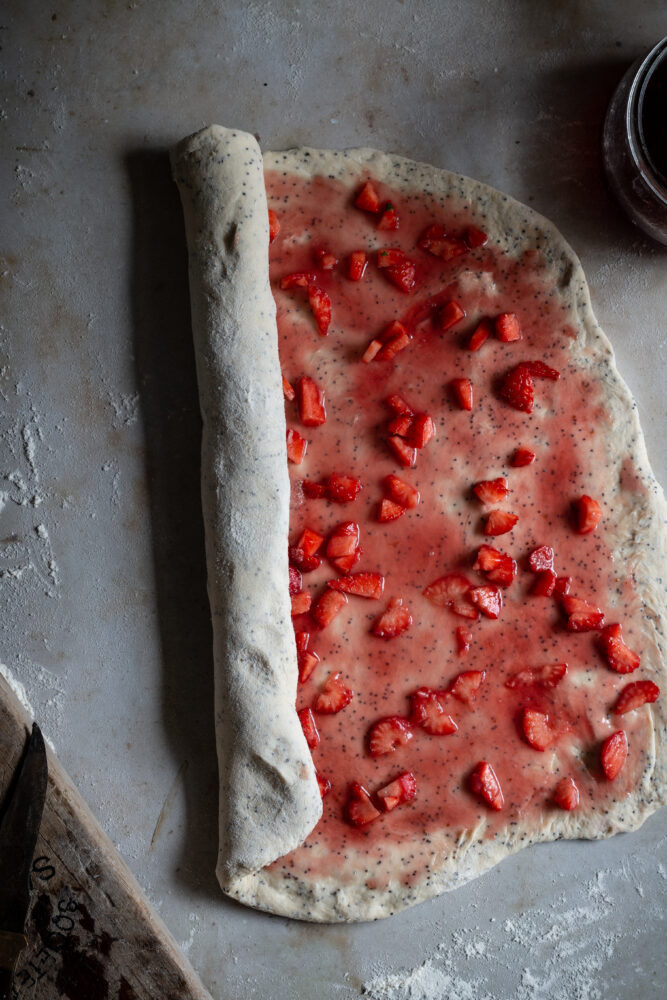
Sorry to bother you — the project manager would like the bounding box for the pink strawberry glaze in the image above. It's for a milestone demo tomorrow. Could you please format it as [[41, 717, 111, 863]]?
[[266, 170, 653, 884]]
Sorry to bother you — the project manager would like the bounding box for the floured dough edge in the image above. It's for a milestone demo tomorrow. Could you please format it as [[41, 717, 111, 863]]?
[[175, 128, 667, 922]]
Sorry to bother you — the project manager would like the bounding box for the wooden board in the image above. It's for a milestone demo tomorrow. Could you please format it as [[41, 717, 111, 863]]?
[[0, 674, 213, 1000]]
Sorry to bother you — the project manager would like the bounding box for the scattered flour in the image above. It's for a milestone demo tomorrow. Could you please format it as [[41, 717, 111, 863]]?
[[0, 661, 35, 717]]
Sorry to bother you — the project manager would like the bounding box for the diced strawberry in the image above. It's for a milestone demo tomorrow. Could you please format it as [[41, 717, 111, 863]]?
[[439, 300, 466, 331], [528, 545, 554, 572], [613, 679, 660, 715], [500, 365, 534, 413], [423, 572, 479, 620], [448, 669, 486, 706], [599, 623, 640, 673], [361, 339, 383, 363], [308, 284, 332, 336], [561, 595, 605, 632], [554, 575, 572, 597], [378, 201, 400, 230], [376, 771, 417, 812], [469, 761, 504, 810], [574, 494, 602, 534], [410, 688, 458, 735], [286, 428, 308, 464], [311, 589, 348, 629], [522, 708, 552, 751], [388, 435, 418, 468], [473, 477, 509, 506], [376, 248, 405, 268], [289, 565, 302, 596], [532, 569, 557, 596], [601, 730, 627, 780], [470, 585, 502, 619], [473, 545, 517, 587], [268, 208, 280, 243], [377, 329, 411, 361], [302, 480, 327, 499], [316, 771, 332, 798], [418, 225, 468, 261], [298, 707, 319, 749], [523, 360, 560, 381], [407, 413, 436, 449], [510, 446, 536, 467], [385, 393, 415, 416], [288, 546, 321, 573], [291, 592, 312, 616], [346, 781, 381, 826], [297, 527, 325, 557], [326, 521, 360, 558], [483, 511, 519, 536], [385, 474, 420, 509], [372, 597, 412, 639], [328, 572, 385, 600], [495, 313, 521, 342], [505, 663, 568, 689], [280, 271, 317, 290], [331, 550, 361, 574], [368, 715, 414, 756], [315, 247, 338, 270], [468, 318, 492, 352], [298, 649, 319, 684], [386, 258, 416, 293], [387, 414, 414, 436], [451, 377, 473, 411], [456, 626, 472, 654], [378, 498, 406, 522], [355, 180, 381, 214], [297, 375, 326, 427], [313, 672, 354, 713], [553, 776, 579, 811], [326, 474, 363, 503], [294, 630, 310, 655], [282, 374, 295, 401], [465, 226, 488, 249], [347, 250, 368, 281]]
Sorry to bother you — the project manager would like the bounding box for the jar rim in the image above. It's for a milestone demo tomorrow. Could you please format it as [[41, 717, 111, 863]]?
[[626, 36, 667, 206]]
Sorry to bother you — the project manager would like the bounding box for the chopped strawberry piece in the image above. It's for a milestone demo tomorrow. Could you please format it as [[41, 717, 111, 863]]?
[[553, 776, 579, 811], [331, 550, 361, 574], [385, 474, 420, 509], [328, 572, 385, 600], [372, 597, 412, 639], [418, 225, 468, 261], [316, 771, 332, 798], [302, 480, 327, 499], [469, 761, 504, 810], [377, 329, 411, 361], [386, 258, 417, 293], [312, 589, 348, 629], [280, 271, 317, 290], [599, 623, 640, 673], [298, 649, 319, 684], [601, 729, 627, 780], [410, 688, 458, 735], [439, 300, 466, 331], [378, 498, 406, 522], [326, 474, 362, 503], [469, 585, 502, 619], [495, 312, 522, 342], [407, 413, 436, 449], [522, 708, 552, 751], [387, 414, 414, 436], [347, 250, 368, 281], [361, 339, 383, 363], [388, 435, 418, 468], [289, 546, 321, 573], [532, 569, 557, 596], [286, 428, 308, 464], [561, 595, 605, 632], [315, 247, 338, 270], [505, 663, 568, 689], [500, 365, 534, 413], [528, 545, 554, 572], [298, 707, 319, 749], [346, 781, 381, 826], [468, 318, 492, 352], [368, 715, 414, 756], [378, 201, 400, 230], [326, 521, 360, 558], [465, 225, 488, 248], [282, 374, 295, 401], [483, 510, 519, 536], [297, 375, 326, 427], [289, 565, 302, 596], [354, 180, 381, 214], [473, 477, 509, 506], [376, 248, 405, 268], [613, 679, 660, 715], [574, 494, 603, 534], [376, 771, 417, 812], [298, 527, 325, 557], [449, 669, 486, 706], [268, 208, 280, 243], [291, 592, 312, 616], [523, 360, 560, 381], [510, 446, 536, 467], [385, 393, 415, 416], [456, 626, 472, 654], [313, 672, 354, 713], [308, 284, 332, 336], [294, 630, 310, 655], [423, 572, 479, 620], [473, 545, 517, 587], [451, 377, 474, 411], [554, 575, 572, 597]]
